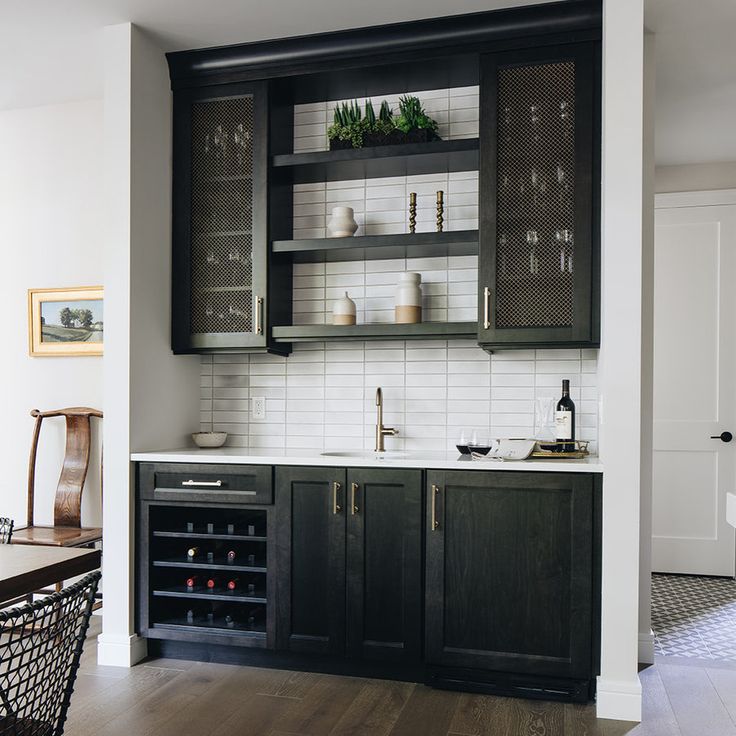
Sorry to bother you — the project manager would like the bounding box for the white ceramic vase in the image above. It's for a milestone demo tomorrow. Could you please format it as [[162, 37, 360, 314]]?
[[327, 206, 358, 238], [332, 291, 356, 325], [395, 272, 422, 324]]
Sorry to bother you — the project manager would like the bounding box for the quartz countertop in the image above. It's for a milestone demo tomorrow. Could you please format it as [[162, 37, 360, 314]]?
[[131, 447, 603, 473]]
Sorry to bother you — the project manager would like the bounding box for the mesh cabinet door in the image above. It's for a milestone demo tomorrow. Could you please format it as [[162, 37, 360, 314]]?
[[172, 83, 269, 352], [478, 44, 599, 349]]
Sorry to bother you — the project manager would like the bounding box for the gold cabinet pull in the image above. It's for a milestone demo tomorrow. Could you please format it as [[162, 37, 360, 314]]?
[[431, 484, 441, 530], [483, 286, 491, 330], [351, 482, 359, 515], [255, 296, 264, 335], [333, 481, 342, 514]]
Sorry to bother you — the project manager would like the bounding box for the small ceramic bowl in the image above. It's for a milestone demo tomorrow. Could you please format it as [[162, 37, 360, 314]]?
[[192, 432, 228, 449]]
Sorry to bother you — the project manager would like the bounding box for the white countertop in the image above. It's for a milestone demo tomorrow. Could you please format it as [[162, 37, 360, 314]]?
[[131, 447, 603, 473]]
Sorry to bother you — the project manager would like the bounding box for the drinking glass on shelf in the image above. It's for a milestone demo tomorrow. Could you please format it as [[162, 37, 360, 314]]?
[[555, 229, 574, 273], [526, 230, 539, 275]]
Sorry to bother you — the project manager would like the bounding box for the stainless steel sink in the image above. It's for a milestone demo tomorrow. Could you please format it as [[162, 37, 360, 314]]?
[[320, 450, 411, 460]]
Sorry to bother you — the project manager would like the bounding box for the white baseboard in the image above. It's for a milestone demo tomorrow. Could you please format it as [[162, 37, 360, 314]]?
[[97, 632, 148, 667], [639, 630, 655, 664], [596, 677, 642, 721]]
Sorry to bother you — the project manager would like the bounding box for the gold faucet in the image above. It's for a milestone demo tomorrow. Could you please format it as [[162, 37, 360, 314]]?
[[375, 387, 398, 452]]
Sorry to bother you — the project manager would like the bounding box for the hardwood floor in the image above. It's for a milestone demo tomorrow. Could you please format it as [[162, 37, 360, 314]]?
[[66, 619, 736, 736]]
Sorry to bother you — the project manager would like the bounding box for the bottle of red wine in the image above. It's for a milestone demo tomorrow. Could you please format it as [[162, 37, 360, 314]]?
[[206, 577, 217, 590], [226, 577, 239, 591], [185, 575, 198, 590], [555, 379, 576, 453]]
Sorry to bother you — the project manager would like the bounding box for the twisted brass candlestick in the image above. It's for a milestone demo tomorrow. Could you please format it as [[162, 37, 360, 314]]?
[[409, 192, 417, 233], [436, 190, 444, 232]]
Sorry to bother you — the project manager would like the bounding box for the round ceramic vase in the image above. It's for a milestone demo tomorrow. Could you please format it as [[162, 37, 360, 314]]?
[[332, 292, 356, 326], [327, 206, 358, 238], [395, 272, 422, 324]]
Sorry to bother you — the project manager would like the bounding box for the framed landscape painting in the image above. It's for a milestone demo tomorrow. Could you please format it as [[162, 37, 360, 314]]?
[[28, 286, 104, 356]]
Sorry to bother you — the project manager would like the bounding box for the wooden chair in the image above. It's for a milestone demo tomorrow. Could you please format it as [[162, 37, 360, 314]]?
[[12, 408, 103, 549]]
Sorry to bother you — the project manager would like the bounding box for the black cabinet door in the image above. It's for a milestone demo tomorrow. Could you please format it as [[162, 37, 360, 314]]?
[[425, 470, 594, 679], [346, 468, 423, 663], [172, 81, 275, 353], [275, 466, 347, 655], [478, 43, 599, 349]]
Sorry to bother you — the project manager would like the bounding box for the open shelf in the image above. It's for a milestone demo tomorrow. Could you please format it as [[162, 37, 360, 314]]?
[[153, 586, 267, 604], [153, 558, 267, 573], [153, 530, 267, 542], [272, 139, 479, 184], [152, 617, 266, 637], [272, 230, 478, 263], [272, 321, 477, 343]]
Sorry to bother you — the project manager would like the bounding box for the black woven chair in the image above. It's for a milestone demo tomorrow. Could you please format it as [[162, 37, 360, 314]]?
[[0, 571, 100, 736], [0, 521, 13, 545]]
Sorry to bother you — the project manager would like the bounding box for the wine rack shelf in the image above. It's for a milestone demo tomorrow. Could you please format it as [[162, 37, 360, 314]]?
[[153, 587, 267, 604], [140, 500, 272, 647]]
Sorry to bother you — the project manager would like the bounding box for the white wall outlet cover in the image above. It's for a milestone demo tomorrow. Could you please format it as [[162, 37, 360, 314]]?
[[251, 396, 266, 420]]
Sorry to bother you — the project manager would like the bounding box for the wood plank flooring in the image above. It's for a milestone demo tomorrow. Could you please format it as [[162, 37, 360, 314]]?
[[66, 619, 736, 736]]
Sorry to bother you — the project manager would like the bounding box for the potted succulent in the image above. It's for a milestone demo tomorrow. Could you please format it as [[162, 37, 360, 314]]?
[[328, 96, 440, 150]]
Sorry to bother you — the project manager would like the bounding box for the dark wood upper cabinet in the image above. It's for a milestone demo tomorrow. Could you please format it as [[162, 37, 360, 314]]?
[[425, 470, 597, 691], [171, 81, 290, 355], [478, 43, 599, 350]]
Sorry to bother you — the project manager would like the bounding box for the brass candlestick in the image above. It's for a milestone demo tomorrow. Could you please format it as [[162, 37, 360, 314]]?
[[409, 192, 417, 233], [436, 190, 444, 232]]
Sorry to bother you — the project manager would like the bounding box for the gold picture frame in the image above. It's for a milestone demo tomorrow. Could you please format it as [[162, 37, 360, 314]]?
[[28, 286, 104, 357]]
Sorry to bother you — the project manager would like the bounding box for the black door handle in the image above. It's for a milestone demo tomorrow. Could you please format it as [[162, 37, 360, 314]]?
[[711, 431, 733, 443]]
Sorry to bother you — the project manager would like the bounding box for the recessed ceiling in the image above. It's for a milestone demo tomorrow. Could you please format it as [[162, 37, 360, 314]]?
[[1, 0, 734, 166]]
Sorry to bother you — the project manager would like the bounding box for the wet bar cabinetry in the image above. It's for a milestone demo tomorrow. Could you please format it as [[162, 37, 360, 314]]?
[[136, 461, 601, 702], [166, 1, 601, 352]]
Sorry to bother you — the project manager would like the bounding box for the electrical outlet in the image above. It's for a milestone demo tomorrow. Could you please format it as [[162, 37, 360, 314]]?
[[251, 396, 266, 420]]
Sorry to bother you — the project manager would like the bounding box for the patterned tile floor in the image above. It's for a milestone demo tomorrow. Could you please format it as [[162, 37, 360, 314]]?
[[652, 573, 736, 661]]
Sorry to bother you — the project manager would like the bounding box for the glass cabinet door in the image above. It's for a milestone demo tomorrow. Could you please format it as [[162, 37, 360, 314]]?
[[172, 82, 268, 353], [478, 44, 598, 348]]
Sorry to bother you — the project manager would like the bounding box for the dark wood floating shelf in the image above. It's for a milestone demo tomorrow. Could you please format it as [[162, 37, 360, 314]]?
[[152, 531, 267, 542], [272, 230, 478, 263], [273, 321, 477, 343], [272, 139, 479, 184]]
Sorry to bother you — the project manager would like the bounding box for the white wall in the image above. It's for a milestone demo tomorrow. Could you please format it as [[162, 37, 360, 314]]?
[[656, 162, 736, 193], [597, 0, 646, 721], [99, 22, 200, 667], [0, 99, 104, 528]]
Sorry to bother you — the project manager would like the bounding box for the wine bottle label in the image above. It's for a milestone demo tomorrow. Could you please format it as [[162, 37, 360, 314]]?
[[555, 411, 572, 440]]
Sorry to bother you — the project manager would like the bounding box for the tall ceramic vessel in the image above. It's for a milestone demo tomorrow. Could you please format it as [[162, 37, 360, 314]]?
[[327, 206, 358, 238], [395, 272, 422, 324]]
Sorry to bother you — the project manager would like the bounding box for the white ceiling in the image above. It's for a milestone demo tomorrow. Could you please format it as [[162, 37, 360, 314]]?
[[0, 0, 733, 166]]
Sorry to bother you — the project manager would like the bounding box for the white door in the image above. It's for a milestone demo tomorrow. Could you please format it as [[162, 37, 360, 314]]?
[[653, 196, 736, 576]]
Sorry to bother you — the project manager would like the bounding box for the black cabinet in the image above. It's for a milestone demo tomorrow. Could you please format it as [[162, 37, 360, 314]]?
[[425, 470, 598, 697], [171, 81, 289, 354], [478, 43, 599, 349], [275, 466, 423, 663]]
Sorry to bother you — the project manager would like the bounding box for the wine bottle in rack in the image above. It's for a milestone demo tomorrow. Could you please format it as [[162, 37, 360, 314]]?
[[206, 551, 215, 563], [227, 524, 235, 535], [555, 379, 576, 453], [186, 522, 194, 533], [186, 575, 198, 591], [225, 614, 235, 629], [206, 576, 218, 590], [226, 577, 240, 591], [226, 550, 236, 564], [247, 524, 256, 536], [187, 545, 200, 560], [247, 553, 256, 566], [186, 609, 194, 623], [207, 523, 214, 534]]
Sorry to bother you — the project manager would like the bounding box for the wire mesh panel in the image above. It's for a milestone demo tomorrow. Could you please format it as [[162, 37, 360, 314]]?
[[190, 97, 255, 335], [495, 61, 576, 329], [0, 571, 100, 736]]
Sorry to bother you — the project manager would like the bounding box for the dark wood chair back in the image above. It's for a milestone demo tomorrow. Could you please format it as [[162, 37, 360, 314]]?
[[27, 408, 103, 529], [0, 519, 13, 544]]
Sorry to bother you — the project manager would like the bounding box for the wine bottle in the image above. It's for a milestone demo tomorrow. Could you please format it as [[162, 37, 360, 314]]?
[[186, 546, 200, 559], [555, 379, 576, 453], [185, 575, 198, 590], [226, 550, 236, 564], [206, 577, 217, 590], [225, 614, 235, 628], [186, 609, 194, 623], [226, 577, 239, 591]]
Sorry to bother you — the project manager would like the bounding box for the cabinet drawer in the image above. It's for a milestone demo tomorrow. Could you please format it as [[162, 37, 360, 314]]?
[[139, 463, 273, 504]]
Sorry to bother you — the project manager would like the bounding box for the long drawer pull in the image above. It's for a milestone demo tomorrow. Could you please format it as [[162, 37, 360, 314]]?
[[333, 482, 342, 514], [181, 480, 223, 488], [351, 483, 359, 515], [483, 286, 491, 330]]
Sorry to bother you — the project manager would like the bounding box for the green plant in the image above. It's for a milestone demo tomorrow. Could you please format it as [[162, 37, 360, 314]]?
[[379, 100, 393, 122], [395, 95, 439, 134], [328, 98, 396, 148], [364, 99, 376, 126]]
